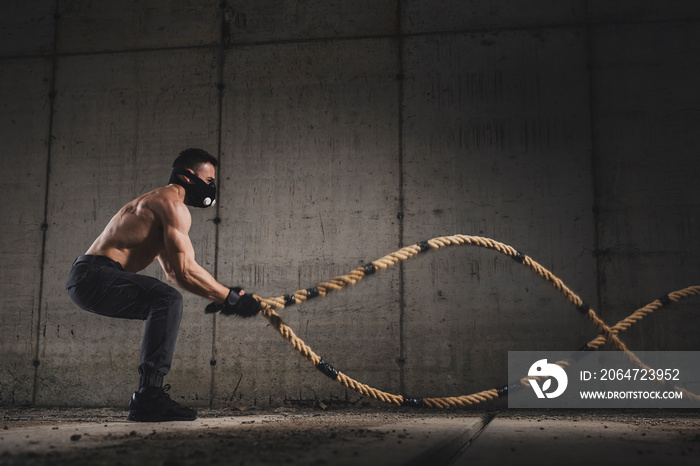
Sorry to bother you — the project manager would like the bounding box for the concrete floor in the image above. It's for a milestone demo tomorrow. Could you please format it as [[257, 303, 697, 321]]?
[[1, 407, 698, 465]]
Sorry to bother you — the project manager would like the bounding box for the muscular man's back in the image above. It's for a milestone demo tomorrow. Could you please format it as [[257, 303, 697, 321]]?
[[86, 186, 181, 273]]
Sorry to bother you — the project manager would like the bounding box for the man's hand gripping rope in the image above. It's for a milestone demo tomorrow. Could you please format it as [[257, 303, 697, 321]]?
[[205, 287, 262, 318]]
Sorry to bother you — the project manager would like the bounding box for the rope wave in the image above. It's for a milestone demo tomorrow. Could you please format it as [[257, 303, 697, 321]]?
[[250, 234, 699, 408]]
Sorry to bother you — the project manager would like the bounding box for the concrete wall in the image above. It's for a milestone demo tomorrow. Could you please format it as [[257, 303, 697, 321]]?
[[1, 1, 699, 408]]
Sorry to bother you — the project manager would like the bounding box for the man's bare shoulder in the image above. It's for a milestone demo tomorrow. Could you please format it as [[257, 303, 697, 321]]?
[[143, 185, 191, 228]]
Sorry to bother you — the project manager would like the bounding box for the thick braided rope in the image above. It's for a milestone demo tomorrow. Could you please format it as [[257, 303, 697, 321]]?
[[260, 305, 404, 406], [519, 285, 700, 403], [253, 234, 699, 408], [586, 286, 700, 351], [575, 286, 700, 402]]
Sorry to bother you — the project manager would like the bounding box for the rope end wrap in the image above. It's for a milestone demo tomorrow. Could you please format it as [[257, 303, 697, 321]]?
[[497, 383, 524, 397], [513, 251, 526, 264], [577, 303, 590, 315], [363, 263, 376, 275], [571, 344, 596, 361], [658, 294, 672, 306], [316, 358, 339, 380], [283, 294, 296, 307], [418, 241, 431, 253], [401, 397, 424, 408], [306, 287, 320, 299]]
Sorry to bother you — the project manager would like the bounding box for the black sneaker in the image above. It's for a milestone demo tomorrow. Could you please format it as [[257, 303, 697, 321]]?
[[126, 384, 197, 422]]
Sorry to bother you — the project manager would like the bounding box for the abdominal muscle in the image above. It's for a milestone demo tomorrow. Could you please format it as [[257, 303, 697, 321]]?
[[85, 189, 167, 273]]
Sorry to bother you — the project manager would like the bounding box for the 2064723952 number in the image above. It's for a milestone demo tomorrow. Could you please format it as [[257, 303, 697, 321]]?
[[599, 368, 680, 381]]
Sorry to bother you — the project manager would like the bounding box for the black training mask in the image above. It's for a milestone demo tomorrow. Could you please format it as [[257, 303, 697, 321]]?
[[169, 167, 216, 208]]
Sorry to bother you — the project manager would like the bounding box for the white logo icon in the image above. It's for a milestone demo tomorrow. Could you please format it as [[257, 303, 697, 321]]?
[[527, 359, 568, 399]]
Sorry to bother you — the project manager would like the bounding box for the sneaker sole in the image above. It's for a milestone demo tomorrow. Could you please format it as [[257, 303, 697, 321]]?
[[127, 411, 197, 422]]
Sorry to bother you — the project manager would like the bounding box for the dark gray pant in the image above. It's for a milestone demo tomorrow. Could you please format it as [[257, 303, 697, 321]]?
[[66, 255, 183, 389]]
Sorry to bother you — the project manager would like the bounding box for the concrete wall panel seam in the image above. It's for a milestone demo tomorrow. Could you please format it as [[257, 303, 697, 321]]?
[[30, 0, 60, 405]]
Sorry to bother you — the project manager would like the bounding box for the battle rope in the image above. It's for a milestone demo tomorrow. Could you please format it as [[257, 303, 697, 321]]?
[[251, 234, 699, 408]]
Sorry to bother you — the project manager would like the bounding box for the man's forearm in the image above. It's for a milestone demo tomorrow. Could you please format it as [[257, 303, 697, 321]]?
[[171, 264, 230, 303]]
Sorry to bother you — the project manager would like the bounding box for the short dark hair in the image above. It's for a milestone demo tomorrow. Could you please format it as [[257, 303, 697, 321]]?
[[172, 148, 218, 170]]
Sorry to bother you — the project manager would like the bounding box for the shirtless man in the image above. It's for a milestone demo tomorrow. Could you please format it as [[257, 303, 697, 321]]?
[[66, 148, 260, 422]]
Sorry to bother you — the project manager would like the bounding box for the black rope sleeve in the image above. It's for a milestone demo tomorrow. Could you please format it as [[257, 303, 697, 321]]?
[[571, 344, 596, 361], [363, 263, 376, 275], [575, 343, 596, 353], [401, 397, 424, 407], [306, 287, 320, 299], [513, 251, 526, 264], [418, 241, 431, 252], [283, 294, 296, 306], [658, 294, 672, 306], [497, 383, 524, 397], [316, 359, 339, 380]]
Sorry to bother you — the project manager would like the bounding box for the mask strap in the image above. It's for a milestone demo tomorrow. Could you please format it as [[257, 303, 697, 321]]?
[[169, 167, 198, 186]]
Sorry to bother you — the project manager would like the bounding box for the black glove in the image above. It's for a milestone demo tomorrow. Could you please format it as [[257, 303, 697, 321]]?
[[205, 287, 261, 318]]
